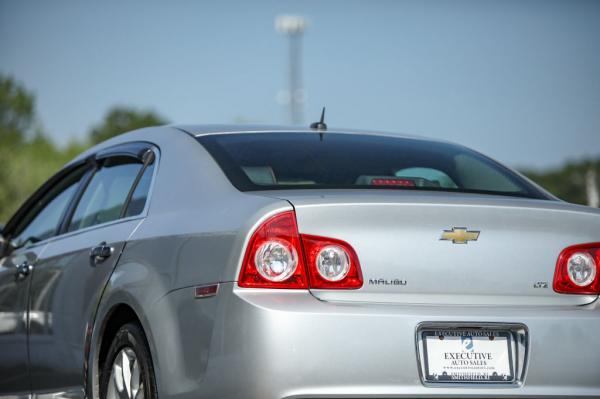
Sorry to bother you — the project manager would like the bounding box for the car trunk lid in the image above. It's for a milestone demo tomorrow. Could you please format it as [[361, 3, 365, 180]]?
[[258, 190, 600, 306]]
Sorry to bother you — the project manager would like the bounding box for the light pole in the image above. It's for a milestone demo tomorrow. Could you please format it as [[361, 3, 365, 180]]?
[[275, 15, 307, 125]]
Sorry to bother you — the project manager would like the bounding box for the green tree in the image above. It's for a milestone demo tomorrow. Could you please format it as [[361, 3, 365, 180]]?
[[0, 75, 38, 222], [521, 159, 600, 206], [0, 86, 168, 222], [89, 107, 167, 144], [0, 75, 34, 146], [0, 75, 87, 223]]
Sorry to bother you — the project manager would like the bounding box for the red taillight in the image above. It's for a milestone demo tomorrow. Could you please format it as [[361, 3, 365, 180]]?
[[238, 211, 363, 290], [301, 234, 363, 289], [239, 211, 308, 289], [553, 243, 600, 295]]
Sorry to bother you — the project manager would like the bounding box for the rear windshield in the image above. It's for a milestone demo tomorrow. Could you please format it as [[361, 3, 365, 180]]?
[[197, 132, 548, 199]]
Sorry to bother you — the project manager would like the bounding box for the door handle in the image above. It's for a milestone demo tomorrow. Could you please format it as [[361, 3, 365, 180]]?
[[16, 261, 33, 279], [90, 241, 113, 264]]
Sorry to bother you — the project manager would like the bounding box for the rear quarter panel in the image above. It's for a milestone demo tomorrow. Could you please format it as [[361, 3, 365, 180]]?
[[86, 127, 291, 397]]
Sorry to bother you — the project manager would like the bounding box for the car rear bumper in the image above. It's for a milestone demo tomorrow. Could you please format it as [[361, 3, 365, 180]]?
[[152, 283, 600, 398]]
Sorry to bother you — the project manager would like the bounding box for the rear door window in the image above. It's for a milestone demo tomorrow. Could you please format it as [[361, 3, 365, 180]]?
[[68, 157, 143, 232], [123, 162, 155, 218]]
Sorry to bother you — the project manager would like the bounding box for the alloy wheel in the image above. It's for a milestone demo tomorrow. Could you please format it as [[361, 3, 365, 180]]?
[[106, 347, 144, 399]]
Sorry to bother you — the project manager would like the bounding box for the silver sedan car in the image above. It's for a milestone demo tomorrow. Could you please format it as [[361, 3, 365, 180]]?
[[0, 124, 599, 399]]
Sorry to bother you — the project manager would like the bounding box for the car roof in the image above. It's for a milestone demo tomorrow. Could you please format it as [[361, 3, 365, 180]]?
[[173, 124, 440, 142], [67, 123, 455, 170]]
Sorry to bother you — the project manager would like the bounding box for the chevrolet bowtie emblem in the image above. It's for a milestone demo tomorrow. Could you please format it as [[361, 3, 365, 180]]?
[[440, 227, 480, 244]]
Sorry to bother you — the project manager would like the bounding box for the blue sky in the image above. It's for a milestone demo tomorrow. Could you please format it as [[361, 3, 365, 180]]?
[[1, 0, 599, 169]]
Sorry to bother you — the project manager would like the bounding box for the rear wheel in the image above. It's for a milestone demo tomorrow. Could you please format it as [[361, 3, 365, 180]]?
[[100, 322, 157, 399]]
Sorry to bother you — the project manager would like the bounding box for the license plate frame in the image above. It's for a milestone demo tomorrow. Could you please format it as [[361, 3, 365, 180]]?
[[416, 323, 529, 386]]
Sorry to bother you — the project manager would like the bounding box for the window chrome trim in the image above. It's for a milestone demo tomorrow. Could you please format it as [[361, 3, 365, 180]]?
[[44, 213, 146, 244], [7, 238, 48, 254]]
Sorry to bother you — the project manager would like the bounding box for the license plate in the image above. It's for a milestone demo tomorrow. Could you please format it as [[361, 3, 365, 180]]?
[[421, 329, 514, 383]]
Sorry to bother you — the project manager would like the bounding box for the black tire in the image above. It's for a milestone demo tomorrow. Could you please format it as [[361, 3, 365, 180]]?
[[100, 322, 157, 399]]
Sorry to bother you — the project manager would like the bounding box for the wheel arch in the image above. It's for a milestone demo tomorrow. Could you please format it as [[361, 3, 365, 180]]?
[[97, 304, 144, 374], [87, 295, 159, 399]]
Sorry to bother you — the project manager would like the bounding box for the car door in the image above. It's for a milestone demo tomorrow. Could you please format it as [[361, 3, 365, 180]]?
[[27, 143, 157, 396], [0, 164, 89, 397], [0, 244, 47, 398]]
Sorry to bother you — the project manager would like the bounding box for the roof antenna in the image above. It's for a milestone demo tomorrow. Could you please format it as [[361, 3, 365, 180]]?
[[310, 107, 327, 141]]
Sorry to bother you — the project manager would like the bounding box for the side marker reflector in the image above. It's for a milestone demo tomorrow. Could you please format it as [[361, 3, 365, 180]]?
[[195, 284, 219, 298]]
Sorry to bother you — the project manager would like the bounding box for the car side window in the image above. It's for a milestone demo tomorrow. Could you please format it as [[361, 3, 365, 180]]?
[[123, 162, 155, 218], [11, 166, 87, 248], [68, 157, 143, 232]]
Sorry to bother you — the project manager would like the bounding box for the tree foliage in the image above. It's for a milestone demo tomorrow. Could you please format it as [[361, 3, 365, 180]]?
[[0, 74, 167, 223], [90, 107, 167, 144], [0, 75, 35, 146], [521, 159, 600, 206]]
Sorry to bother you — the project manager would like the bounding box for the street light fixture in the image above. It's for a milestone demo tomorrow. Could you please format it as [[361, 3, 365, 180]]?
[[275, 15, 307, 125]]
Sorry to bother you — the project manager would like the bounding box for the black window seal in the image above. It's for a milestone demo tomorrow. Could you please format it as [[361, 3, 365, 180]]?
[[120, 149, 156, 219], [95, 141, 155, 162]]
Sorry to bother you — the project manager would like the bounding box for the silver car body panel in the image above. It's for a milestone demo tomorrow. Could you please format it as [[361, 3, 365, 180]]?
[[0, 125, 598, 398], [120, 281, 600, 398], [256, 189, 600, 306], [29, 217, 143, 393]]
